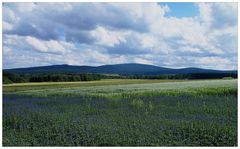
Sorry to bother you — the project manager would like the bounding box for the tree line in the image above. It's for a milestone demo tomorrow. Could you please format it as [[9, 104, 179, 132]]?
[[3, 72, 115, 84], [3, 71, 237, 84], [126, 73, 237, 80]]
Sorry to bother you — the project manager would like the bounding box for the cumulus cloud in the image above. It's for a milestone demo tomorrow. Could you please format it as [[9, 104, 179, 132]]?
[[2, 2, 238, 70], [3, 34, 74, 55], [3, 21, 14, 31], [199, 3, 237, 29], [90, 26, 127, 47]]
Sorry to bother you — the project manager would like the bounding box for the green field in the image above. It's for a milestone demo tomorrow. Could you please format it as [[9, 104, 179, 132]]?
[[3, 79, 238, 146]]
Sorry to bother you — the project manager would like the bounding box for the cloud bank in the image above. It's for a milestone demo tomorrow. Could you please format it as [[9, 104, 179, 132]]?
[[3, 2, 238, 70]]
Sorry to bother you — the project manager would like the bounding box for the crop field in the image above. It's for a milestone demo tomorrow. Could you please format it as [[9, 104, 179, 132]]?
[[3, 79, 238, 146]]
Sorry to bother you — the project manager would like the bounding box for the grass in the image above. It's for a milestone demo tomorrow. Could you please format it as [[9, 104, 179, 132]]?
[[3, 79, 238, 146], [3, 79, 186, 93]]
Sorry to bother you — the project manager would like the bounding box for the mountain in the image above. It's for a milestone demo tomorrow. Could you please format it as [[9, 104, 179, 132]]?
[[4, 63, 237, 75]]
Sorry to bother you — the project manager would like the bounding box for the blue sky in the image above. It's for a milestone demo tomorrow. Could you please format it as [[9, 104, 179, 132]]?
[[3, 3, 238, 70], [160, 2, 199, 18]]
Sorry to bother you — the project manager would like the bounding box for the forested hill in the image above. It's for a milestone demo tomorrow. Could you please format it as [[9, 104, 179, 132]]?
[[4, 63, 237, 75], [3, 63, 237, 84]]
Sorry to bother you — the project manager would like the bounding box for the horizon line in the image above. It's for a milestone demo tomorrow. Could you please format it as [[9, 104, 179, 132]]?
[[3, 63, 237, 71]]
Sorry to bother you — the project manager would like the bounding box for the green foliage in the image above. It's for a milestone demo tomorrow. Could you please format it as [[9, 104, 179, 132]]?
[[131, 99, 144, 109], [5, 79, 236, 99], [148, 101, 154, 111], [3, 79, 238, 146], [3, 76, 13, 84], [3, 72, 106, 84], [3, 70, 237, 84]]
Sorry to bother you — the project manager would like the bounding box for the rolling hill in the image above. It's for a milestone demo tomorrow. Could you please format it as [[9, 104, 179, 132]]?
[[3, 63, 237, 75]]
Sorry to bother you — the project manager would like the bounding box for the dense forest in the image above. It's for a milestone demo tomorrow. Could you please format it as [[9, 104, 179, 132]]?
[[3, 72, 120, 84], [127, 73, 237, 79], [3, 71, 237, 84]]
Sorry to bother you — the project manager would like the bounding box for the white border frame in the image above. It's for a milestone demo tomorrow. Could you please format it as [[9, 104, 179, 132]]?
[[0, 1, 239, 148]]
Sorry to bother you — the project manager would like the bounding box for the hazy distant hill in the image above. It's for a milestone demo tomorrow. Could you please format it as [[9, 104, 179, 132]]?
[[4, 63, 237, 75]]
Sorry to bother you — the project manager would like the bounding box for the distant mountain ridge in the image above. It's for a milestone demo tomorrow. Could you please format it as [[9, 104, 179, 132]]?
[[4, 63, 237, 75]]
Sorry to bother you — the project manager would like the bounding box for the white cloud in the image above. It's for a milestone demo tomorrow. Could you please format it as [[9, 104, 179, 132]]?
[[2, 2, 238, 70], [4, 35, 73, 55], [198, 3, 213, 27], [198, 56, 236, 70], [133, 57, 153, 65], [25, 36, 49, 52], [3, 21, 14, 31], [16, 2, 36, 13], [179, 46, 203, 54], [90, 26, 127, 47], [198, 2, 237, 28], [81, 49, 127, 65], [3, 46, 12, 56], [3, 6, 20, 24]]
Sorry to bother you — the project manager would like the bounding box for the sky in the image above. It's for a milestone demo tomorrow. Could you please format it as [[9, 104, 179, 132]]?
[[2, 2, 238, 70]]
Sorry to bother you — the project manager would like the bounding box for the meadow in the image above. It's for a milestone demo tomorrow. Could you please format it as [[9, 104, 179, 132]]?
[[3, 79, 238, 146]]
